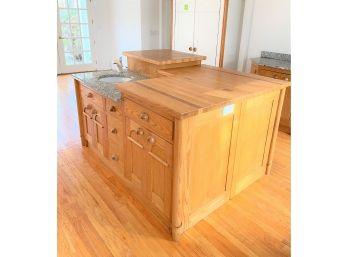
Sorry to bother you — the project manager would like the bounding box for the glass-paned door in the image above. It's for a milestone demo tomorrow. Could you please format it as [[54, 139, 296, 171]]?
[[57, 0, 96, 73]]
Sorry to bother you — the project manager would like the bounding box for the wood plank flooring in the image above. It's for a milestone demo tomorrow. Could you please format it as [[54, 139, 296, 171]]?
[[58, 75, 291, 257]]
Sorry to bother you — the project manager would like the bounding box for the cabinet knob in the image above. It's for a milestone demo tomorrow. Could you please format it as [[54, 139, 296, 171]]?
[[193, 47, 197, 52], [140, 112, 149, 121], [109, 106, 116, 112], [189, 46, 193, 51], [147, 136, 156, 144], [111, 154, 119, 161], [87, 92, 93, 98], [111, 128, 118, 134], [136, 128, 144, 135]]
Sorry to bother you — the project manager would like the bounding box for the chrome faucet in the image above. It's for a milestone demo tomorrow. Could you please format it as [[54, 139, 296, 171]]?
[[113, 56, 125, 73]]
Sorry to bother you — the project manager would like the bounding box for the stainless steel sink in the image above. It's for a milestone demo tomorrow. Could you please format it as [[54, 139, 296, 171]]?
[[97, 74, 133, 83]]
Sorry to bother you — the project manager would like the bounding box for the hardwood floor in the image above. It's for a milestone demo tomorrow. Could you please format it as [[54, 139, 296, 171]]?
[[58, 75, 291, 257]]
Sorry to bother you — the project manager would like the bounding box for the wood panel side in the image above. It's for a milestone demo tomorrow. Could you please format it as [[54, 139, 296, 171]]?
[[218, 0, 229, 67], [127, 57, 201, 78], [74, 79, 87, 146], [229, 90, 281, 197], [266, 88, 286, 175], [172, 104, 235, 240], [172, 117, 193, 240]]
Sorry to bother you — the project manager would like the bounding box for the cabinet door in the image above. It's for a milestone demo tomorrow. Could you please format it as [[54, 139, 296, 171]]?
[[145, 131, 173, 219], [125, 119, 147, 193], [193, 0, 223, 66], [230, 90, 280, 196], [91, 105, 107, 157], [173, 0, 195, 53]]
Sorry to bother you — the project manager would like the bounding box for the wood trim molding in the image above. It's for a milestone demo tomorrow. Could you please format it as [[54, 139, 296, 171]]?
[[237, 0, 255, 72], [219, 0, 229, 67], [170, 0, 174, 49]]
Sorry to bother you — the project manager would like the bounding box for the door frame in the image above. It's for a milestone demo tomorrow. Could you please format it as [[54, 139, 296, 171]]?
[[57, 0, 97, 74]]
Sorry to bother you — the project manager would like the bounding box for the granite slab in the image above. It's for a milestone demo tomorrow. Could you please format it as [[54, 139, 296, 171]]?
[[251, 51, 291, 71], [72, 70, 148, 102]]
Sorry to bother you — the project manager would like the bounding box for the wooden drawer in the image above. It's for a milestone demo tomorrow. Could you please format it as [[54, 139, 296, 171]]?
[[80, 85, 104, 108], [106, 98, 123, 119], [258, 68, 283, 79], [107, 115, 124, 148], [124, 99, 173, 142], [107, 140, 124, 174], [281, 73, 291, 81]]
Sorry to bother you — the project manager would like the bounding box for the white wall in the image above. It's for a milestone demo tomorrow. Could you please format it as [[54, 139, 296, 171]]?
[[109, 0, 142, 66], [223, 0, 245, 69], [141, 0, 160, 50], [92, 0, 171, 70], [239, 0, 291, 72]]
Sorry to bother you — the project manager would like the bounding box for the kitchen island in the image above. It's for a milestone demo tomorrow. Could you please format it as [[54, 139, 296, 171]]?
[[73, 49, 290, 240]]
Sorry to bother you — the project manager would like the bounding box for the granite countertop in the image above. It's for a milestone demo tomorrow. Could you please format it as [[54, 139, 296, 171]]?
[[251, 51, 291, 71], [72, 70, 148, 101]]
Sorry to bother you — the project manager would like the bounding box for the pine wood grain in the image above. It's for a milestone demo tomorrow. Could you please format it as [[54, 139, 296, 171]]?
[[117, 65, 289, 120], [58, 75, 290, 256], [123, 49, 206, 65]]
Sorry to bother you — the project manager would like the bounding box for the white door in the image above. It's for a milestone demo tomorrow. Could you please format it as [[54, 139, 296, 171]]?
[[193, 0, 224, 66], [173, 0, 195, 53], [57, 0, 96, 74]]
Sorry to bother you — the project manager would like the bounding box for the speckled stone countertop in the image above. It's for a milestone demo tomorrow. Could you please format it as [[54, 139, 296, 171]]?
[[72, 70, 148, 101], [251, 51, 291, 71]]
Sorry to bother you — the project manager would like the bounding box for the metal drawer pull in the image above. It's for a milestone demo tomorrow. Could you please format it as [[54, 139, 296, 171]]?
[[147, 136, 156, 144], [148, 152, 169, 167], [111, 128, 118, 134], [127, 136, 144, 149], [94, 114, 104, 128], [140, 112, 149, 121], [111, 154, 119, 161], [136, 128, 144, 135], [109, 106, 117, 112], [83, 107, 93, 119], [87, 92, 93, 98]]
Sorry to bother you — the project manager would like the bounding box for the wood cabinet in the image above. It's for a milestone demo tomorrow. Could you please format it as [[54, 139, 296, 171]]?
[[80, 92, 107, 157], [74, 62, 288, 240], [251, 63, 291, 134], [172, 0, 226, 66], [125, 112, 173, 223]]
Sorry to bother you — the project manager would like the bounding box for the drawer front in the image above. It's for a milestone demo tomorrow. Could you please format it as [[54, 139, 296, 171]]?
[[106, 98, 123, 119], [258, 68, 283, 79], [80, 85, 104, 108], [81, 98, 106, 126], [107, 115, 124, 148], [124, 99, 173, 142], [107, 140, 124, 174], [281, 73, 291, 81]]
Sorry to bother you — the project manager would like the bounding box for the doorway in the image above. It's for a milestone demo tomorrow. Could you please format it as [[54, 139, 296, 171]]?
[[57, 0, 96, 74]]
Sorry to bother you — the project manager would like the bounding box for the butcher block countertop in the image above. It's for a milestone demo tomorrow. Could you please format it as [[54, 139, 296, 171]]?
[[123, 49, 206, 65], [116, 65, 290, 120]]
